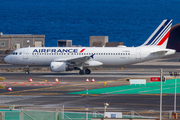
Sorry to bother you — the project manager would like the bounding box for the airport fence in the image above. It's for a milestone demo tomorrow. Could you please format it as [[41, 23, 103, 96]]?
[[0, 107, 104, 120], [0, 107, 179, 120]]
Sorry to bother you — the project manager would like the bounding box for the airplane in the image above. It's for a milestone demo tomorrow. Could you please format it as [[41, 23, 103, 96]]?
[[4, 19, 175, 75]]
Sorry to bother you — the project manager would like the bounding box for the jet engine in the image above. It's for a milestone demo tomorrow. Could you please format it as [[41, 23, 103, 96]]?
[[50, 62, 74, 72]]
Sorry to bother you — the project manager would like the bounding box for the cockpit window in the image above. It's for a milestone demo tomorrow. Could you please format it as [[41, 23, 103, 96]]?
[[11, 52, 18, 55]]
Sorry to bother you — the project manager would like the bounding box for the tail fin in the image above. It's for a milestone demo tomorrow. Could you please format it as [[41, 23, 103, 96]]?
[[141, 19, 172, 48]]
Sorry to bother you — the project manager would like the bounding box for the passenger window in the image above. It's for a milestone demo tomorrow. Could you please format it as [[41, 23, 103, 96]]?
[[128, 53, 130, 55], [19, 52, 22, 55]]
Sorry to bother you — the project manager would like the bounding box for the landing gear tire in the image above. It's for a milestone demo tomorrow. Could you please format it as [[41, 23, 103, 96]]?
[[85, 69, 91, 74], [25, 66, 30, 75], [25, 71, 29, 75], [79, 70, 84, 75]]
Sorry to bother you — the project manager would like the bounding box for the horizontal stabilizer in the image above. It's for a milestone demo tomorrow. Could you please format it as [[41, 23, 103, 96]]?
[[150, 50, 168, 54]]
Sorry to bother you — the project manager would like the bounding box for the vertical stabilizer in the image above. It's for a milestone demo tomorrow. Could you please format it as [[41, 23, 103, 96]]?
[[141, 19, 172, 48]]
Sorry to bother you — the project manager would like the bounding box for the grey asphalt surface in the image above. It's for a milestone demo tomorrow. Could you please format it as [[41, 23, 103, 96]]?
[[0, 53, 180, 114]]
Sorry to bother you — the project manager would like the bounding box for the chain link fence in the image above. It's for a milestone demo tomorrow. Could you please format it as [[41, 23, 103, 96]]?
[[0, 107, 179, 120], [0, 107, 104, 120]]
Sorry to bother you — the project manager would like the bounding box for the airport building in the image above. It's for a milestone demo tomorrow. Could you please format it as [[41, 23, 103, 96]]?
[[57, 40, 82, 47], [89, 36, 123, 47], [0, 32, 45, 51], [90, 36, 109, 47]]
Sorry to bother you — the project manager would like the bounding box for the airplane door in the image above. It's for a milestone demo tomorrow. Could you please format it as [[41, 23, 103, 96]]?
[[23, 50, 28, 59], [136, 49, 141, 59]]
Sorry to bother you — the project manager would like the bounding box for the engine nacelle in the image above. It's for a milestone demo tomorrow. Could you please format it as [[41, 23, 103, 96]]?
[[50, 62, 74, 72]]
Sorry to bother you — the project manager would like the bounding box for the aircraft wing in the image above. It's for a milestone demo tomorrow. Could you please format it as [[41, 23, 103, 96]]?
[[51, 54, 102, 67]]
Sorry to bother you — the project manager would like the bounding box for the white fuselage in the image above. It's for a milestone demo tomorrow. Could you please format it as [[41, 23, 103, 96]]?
[[4, 46, 175, 66]]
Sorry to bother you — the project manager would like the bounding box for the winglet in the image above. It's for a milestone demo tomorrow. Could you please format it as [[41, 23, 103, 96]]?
[[90, 54, 95, 59]]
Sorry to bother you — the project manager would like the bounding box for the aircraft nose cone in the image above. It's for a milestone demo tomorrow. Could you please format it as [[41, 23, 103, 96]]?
[[4, 56, 10, 63]]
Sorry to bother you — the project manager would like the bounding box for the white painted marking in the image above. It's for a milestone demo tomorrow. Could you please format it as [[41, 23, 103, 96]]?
[[130, 79, 146, 85]]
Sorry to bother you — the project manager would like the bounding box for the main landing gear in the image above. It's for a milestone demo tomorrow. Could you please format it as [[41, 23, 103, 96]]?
[[25, 66, 30, 75], [79, 68, 91, 75]]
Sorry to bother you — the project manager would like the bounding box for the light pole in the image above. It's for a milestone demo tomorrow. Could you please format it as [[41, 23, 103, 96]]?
[[104, 103, 109, 118], [174, 72, 177, 113], [86, 88, 89, 120], [159, 68, 163, 120], [169, 72, 178, 113]]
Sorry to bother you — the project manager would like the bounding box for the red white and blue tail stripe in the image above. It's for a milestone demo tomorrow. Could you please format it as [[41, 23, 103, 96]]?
[[142, 19, 172, 48]]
